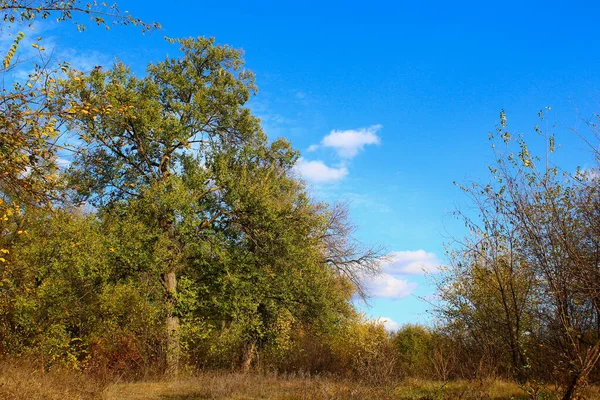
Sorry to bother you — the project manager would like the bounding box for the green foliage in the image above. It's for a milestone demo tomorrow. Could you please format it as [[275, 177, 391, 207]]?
[[2, 35, 363, 376], [0, 208, 167, 374], [393, 325, 435, 378], [0, 23, 383, 381]]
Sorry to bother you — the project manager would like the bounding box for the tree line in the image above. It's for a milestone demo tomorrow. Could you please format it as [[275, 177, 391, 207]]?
[[2, 2, 600, 399]]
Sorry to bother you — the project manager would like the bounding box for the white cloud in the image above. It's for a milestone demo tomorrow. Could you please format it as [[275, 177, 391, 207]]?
[[293, 157, 348, 184], [321, 124, 382, 158], [377, 317, 400, 332], [365, 272, 417, 299], [356, 250, 441, 300], [383, 250, 442, 275], [56, 157, 71, 168], [300, 124, 381, 182], [59, 48, 111, 73]]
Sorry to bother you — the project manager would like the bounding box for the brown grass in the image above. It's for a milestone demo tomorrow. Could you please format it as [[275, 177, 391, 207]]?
[[0, 359, 103, 400], [2, 361, 600, 400], [104, 373, 392, 400], [103, 373, 599, 400]]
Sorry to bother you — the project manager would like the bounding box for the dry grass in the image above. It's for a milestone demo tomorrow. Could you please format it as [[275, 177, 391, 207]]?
[[2, 361, 600, 400], [0, 360, 103, 400], [104, 373, 394, 400], [102, 373, 600, 400]]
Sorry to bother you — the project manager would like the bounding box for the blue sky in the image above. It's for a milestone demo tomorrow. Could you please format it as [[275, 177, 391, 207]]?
[[9, 0, 600, 330]]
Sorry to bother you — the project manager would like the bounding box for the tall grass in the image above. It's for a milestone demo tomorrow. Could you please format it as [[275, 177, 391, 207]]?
[[0, 359, 103, 400], [3, 359, 600, 400]]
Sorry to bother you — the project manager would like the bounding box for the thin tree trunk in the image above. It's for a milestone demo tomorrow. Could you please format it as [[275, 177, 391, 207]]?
[[165, 270, 180, 377], [240, 341, 255, 373]]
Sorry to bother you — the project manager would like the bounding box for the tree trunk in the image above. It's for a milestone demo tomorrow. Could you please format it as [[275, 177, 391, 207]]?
[[562, 341, 600, 400], [562, 371, 584, 400], [165, 270, 180, 377], [240, 341, 255, 373]]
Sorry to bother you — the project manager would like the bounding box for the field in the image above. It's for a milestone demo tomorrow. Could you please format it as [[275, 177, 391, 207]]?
[[3, 362, 600, 400], [104, 375, 532, 400]]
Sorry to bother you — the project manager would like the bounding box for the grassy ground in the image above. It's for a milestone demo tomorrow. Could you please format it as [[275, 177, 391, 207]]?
[[0, 360, 103, 400], [102, 374, 561, 400], [3, 362, 600, 400], [104, 374, 529, 400]]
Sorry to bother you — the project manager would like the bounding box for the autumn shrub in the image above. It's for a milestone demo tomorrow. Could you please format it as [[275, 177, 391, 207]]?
[[391, 324, 458, 380], [329, 316, 397, 384], [184, 321, 246, 370], [85, 331, 145, 380], [268, 315, 397, 382], [263, 325, 337, 374], [392, 324, 433, 378]]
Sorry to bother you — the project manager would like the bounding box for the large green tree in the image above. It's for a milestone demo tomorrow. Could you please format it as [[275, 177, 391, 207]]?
[[60, 36, 307, 374]]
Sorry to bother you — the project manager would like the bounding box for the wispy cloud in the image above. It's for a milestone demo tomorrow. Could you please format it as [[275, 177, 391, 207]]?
[[365, 272, 417, 299], [55, 157, 71, 168], [255, 110, 295, 138], [293, 157, 348, 184], [361, 249, 442, 300], [383, 250, 442, 275], [345, 191, 391, 213], [249, 90, 315, 139], [58, 47, 111, 73], [3, 21, 111, 82]]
